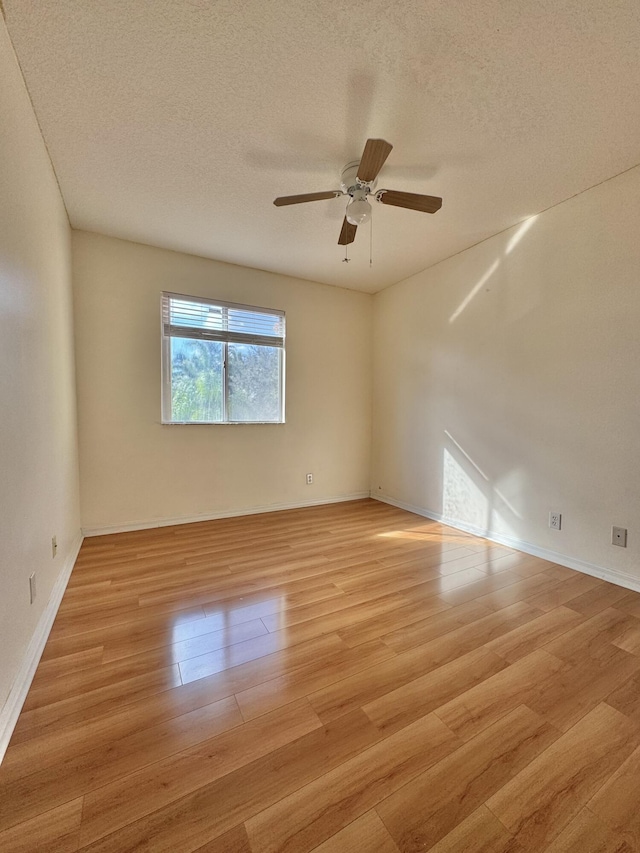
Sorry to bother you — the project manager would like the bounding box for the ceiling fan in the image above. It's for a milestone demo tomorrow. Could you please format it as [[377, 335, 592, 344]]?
[[273, 138, 442, 245]]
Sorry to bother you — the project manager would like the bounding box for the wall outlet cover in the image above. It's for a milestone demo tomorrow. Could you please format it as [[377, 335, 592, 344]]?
[[612, 526, 628, 547]]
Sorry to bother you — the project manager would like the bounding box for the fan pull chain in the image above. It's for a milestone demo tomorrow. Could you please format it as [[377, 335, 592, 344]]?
[[343, 199, 351, 262], [369, 214, 373, 267]]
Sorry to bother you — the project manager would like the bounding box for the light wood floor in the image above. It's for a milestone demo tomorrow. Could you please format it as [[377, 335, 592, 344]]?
[[3, 499, 640, 852]]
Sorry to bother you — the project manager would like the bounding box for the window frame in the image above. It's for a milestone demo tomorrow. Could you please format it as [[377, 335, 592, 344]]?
[[161, 291, 286, 425]]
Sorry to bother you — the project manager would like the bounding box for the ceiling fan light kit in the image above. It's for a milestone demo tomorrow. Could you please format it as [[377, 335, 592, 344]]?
[[273, 138, 443, 251], [346, 194, 372, 226]]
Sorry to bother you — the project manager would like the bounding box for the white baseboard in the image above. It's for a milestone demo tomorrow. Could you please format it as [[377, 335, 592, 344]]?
[[82, 492, 372, 537], [372, 492, 640, 595], [0, 532, 83, 765]]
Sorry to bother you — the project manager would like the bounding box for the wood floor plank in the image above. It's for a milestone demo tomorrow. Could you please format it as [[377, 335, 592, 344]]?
[[11, 632, 345, 747], [77, 698, 322, 847], [192, 824, 253, 853], [42, 605, 210, 660], [376, 704, 559, 853], [380, 600, 493, 653], [525, 573, 603, 612], [542, 808, 633, 853], [307, 811, 399, 853], [374, 542, 476, 570], [162, 616, 270, 663], [33, 647, 104, 680], [472, 572, 562, 612], [606, 669, 640, 725], [49, 601, 208, 642], [486, 702, 640, 851], [385, 600, 542, 671], [236, 638, 396, 721], [0, 696, 243, 832], [614, 591, 640, 619], [178, 629, 315, 684], [436, 570, 526, 607], [358, 554, 475, 593], [12, 664, 182, 742], [244, 712, 459, 853], [473, 551, 539, 576], [425, 805, 524, 853], [23, 652, 185, 711], [198, 575, 353, 616], [611, 624, 640, 656], [435, 649, 565, 741], [306, 642, 459, 725], [308, 602, 540, 724], [587, 743, 640, 848], [76, 709, 383, 853], [0, 798, 83, 853], [1, 670, 258, 784], [527, 642, 640, 732], [564, 581, 630, 616], [543, 564, 583, 581], [100, 609, 274, 663], [259, 588, 411, 634], [542, 607, 640, 663], [362, 646, 508, 735], [137, 558, 338, 609], [484, 606, 585, 662], [336, 595, 451, 648], [507, 556, 560, 579]]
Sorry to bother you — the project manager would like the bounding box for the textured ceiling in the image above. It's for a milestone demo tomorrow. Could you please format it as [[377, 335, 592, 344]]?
[[4, 1, 640, 292]]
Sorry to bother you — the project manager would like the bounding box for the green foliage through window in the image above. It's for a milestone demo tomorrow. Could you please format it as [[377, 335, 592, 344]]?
[[162, 293, 285, 423]]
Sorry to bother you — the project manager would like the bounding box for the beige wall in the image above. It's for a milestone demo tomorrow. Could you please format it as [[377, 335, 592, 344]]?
[[72, 232, 372, 532], [0, 19, 80, 710], [372, 166, 640, 583]]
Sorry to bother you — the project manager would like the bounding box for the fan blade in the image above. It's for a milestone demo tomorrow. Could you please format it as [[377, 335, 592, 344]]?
[[377, 190, 442, 213], [273, 191, 341, 206], [357, 139, 393, 183], [338, 217, 357, 245]]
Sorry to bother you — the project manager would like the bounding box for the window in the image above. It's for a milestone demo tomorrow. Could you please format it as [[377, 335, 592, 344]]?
[[161, 292, 285, 423]]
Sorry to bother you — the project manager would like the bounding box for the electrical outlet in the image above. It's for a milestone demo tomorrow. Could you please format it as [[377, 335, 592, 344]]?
[[29, 573, 36, 604], [549, 511, 562, 531], [612, 526, 627, 548], [306, 473, 313, 485], [52, 535, 57, 558]]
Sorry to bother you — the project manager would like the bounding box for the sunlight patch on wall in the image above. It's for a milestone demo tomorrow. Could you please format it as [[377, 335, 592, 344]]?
[[443, 447, 488, 531], [505, 215, 538, 254], [444, 430, 489, 482], [493, 486, 522, 520], [449, 259, 500, 324], [442, 433, 520, 539]]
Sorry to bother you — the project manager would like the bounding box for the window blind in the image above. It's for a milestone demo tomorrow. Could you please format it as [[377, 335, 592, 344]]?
[[162, 292, 285, 348]]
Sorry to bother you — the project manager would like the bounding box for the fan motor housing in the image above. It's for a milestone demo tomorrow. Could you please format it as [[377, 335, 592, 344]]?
[[340, 161, 377, 196]]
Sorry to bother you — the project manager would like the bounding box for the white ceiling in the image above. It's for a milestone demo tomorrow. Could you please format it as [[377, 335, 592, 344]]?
[[4, 1, 640, 293]]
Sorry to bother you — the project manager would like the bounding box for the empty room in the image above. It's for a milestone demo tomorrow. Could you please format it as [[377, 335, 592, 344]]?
[[2, 1, 640, 851]]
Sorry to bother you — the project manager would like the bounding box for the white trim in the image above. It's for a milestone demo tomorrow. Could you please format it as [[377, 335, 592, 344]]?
[[0, 533, 83, 765], [82, 493, 371, 537], [372, 492, 640, 595]]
